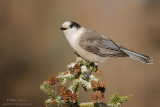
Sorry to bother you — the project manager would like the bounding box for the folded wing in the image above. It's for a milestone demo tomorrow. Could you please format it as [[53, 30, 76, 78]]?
[[79, 29, 128, 57]]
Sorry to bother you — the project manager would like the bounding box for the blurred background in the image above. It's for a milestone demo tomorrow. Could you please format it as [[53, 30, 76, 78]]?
[[0, 0, 160, 107]]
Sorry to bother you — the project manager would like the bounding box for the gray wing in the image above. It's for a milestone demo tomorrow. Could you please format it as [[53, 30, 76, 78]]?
[[79, 29, 128, 57]]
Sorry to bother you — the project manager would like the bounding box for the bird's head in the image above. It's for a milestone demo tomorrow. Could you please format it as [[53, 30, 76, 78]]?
[[60, 21, 81, 36]]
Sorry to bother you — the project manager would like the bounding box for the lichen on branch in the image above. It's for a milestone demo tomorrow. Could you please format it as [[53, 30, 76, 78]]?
[[40, 55, 131, 107]]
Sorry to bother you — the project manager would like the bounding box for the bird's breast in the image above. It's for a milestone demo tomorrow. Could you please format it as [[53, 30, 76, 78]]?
[[64, 29, 107, 63]]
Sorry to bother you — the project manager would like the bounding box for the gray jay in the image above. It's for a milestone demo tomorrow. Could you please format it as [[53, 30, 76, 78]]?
[[60, 21, 152, 79]]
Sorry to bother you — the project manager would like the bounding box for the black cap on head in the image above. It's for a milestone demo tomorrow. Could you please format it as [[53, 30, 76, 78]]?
[[70, 21, 81, 29]]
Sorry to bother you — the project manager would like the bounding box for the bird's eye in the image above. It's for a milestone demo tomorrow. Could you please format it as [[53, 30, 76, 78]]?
[[70, 24, 73, 28]]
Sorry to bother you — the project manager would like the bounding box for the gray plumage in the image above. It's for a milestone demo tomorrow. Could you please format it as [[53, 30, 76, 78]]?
[[79, 29, 152, 64], [120, 48, 152, 63], [79, 29, 128, 57]]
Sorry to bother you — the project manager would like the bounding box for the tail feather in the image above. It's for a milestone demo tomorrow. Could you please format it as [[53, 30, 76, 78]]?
[[121, 48, 153, 64]]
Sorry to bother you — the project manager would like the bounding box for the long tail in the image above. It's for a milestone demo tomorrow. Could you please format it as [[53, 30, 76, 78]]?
[[121, 48, 153, 64]]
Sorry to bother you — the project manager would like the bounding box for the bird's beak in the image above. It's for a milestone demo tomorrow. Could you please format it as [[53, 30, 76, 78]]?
[[60, 27, 67, 30]]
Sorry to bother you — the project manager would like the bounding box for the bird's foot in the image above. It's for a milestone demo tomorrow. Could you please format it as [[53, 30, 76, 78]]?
[[86, 63, 97, 81], [86, 71, 92, 81]]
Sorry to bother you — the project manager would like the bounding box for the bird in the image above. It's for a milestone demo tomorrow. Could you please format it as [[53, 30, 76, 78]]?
[[60, 21, 152, 79]]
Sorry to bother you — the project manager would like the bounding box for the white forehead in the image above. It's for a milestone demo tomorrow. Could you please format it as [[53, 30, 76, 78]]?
[[62, 21, 71, 28]]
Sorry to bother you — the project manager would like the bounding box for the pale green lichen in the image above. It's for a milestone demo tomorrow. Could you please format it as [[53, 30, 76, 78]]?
[[107, 93, 132, 107], [68, 79, 79, 93], [81, 65, 88, 73], [40, 56, 132, 107], [89, 75, 100, 82]]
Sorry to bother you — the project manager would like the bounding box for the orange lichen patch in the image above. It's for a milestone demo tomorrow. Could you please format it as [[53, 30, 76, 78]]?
[[99, 80, 105, 88], [91, 93, 98, 103], [96, 69, 102, 75], [73, 63, 81, 74], [58, 86, 66, 96], [48, 75, 58, 85], [91, 81, 99, 90], [96, 91, 104, 100], [58, 85, 66, 92], [64, 71, 70, 75], [62, 90, 72, 103], [73, 69, 80, 75], [58, 91, 65, 97], [74, 63, 81, 68], [63, 95, 69, 103], [51, 100, 56, 104], [65, 90, 72, 99], [71, 93, 77, 103]]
